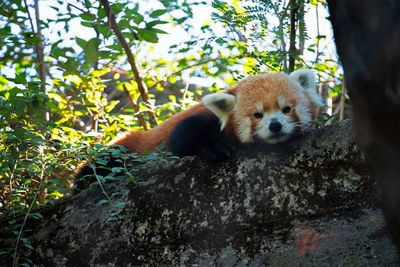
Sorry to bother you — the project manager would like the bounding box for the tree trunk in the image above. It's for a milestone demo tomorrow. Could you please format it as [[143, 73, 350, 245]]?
[[288, 0, 298, 72], [327, 0, 400, 252]]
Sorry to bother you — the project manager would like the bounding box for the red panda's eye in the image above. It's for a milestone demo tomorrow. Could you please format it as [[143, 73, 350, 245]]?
[[282, 106, 291, 113], [253, 112, 263, 118]]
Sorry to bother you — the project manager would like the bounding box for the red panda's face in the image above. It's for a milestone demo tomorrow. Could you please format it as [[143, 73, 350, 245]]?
[[203, 70, 324, 144]]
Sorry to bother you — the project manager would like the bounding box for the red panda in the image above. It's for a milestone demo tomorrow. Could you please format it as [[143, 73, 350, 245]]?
[[75, 69, 323, 189]]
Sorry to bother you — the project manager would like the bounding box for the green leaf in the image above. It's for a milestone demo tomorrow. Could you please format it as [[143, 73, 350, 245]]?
[[150, 9, 167, 18], [45, 199, 55, 206], [97, 24, 111, 37], [137, 29, 158, 43], [80, 13, 95, 21], [106, 216, 118, 222], [105, 100, 120, 112], [121, 214, 138, 219], [91, 68, 110, 77], [133, 14, 144, 25], [84, 38, 101, 63], [146, 20, 169, 28], [47, 92, 64, 103], [81, 21, 94, 28], [23, 243, 34, 250], [111, 3, 125, 14], [48, 179, 60, 185], [46, 101, 59, 111], [118, 19, 130, 29], [115, 202, 126, 208], [98, 8, 106, 19], [76, 37, 87, 50], [107, 44, 123, 52], [15, 74, 27, 84], [49, 6, 59, 12], [30, 212, 43, 219], [150, 28, 168, 34], [97, 199, 109, 206]]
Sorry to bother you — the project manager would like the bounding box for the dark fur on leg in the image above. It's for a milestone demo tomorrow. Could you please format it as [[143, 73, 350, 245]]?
[[74, 153, 125, 194], [168, 112, 236, 161]]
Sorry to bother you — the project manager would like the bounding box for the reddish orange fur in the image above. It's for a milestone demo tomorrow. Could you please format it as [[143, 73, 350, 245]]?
[[110, 104, 212, 153], [218, 73, 318, 143]]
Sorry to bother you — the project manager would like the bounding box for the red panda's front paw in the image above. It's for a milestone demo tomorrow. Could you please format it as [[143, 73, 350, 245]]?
[[200, 136, 236, 161]]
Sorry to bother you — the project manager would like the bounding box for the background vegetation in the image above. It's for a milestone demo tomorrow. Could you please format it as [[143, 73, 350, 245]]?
[[0, 0, 343, 265]]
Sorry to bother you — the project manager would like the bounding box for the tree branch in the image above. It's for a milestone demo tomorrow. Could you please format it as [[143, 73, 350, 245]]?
[[99, 0, 158, 127], [23, 0, 47, 92], [34, 0, 47, 91]]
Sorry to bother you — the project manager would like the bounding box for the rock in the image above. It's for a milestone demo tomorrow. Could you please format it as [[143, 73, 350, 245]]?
[[0, 120, 398, 266]]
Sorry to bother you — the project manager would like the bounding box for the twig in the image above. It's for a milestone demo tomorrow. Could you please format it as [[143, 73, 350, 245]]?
[[149, 56, 224, 91], [91, 166, 113, 205], [9, 160, 18, 219], [122, 84, 148, 130], [91, 111, 98, 132], [12, 162, 46, 267], [22, 0, 35, 39], [181, 80, 190, 109], [339, 78, 346, 121]]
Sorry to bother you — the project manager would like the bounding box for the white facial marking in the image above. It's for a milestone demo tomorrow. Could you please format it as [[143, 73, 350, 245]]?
[[256, 102, 263, 113], [237, 117, 252, 142], [278, 96, 286, 109]]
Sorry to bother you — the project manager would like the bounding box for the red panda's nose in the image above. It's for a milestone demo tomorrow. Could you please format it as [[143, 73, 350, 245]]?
[[269, 120, 282, 133]]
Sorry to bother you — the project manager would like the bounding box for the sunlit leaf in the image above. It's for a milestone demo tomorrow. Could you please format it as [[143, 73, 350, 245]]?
[[150, 9, 167, 18]]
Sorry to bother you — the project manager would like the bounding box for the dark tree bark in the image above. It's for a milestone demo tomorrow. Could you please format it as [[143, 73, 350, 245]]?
[[327, 0, 400, 252], [288, 0, 298, 73]]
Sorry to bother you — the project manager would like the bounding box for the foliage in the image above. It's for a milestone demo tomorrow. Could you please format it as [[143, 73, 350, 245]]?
[[76, 143, 178, 222], [0, 0, 342, 265]]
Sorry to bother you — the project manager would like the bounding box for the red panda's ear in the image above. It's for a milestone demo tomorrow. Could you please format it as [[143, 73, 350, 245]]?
[[202, 92, 236, 130], [290, 69, 324, 107]]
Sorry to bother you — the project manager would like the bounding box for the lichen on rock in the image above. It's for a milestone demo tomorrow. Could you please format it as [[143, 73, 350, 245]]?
[[0, 120, 398, 266]]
